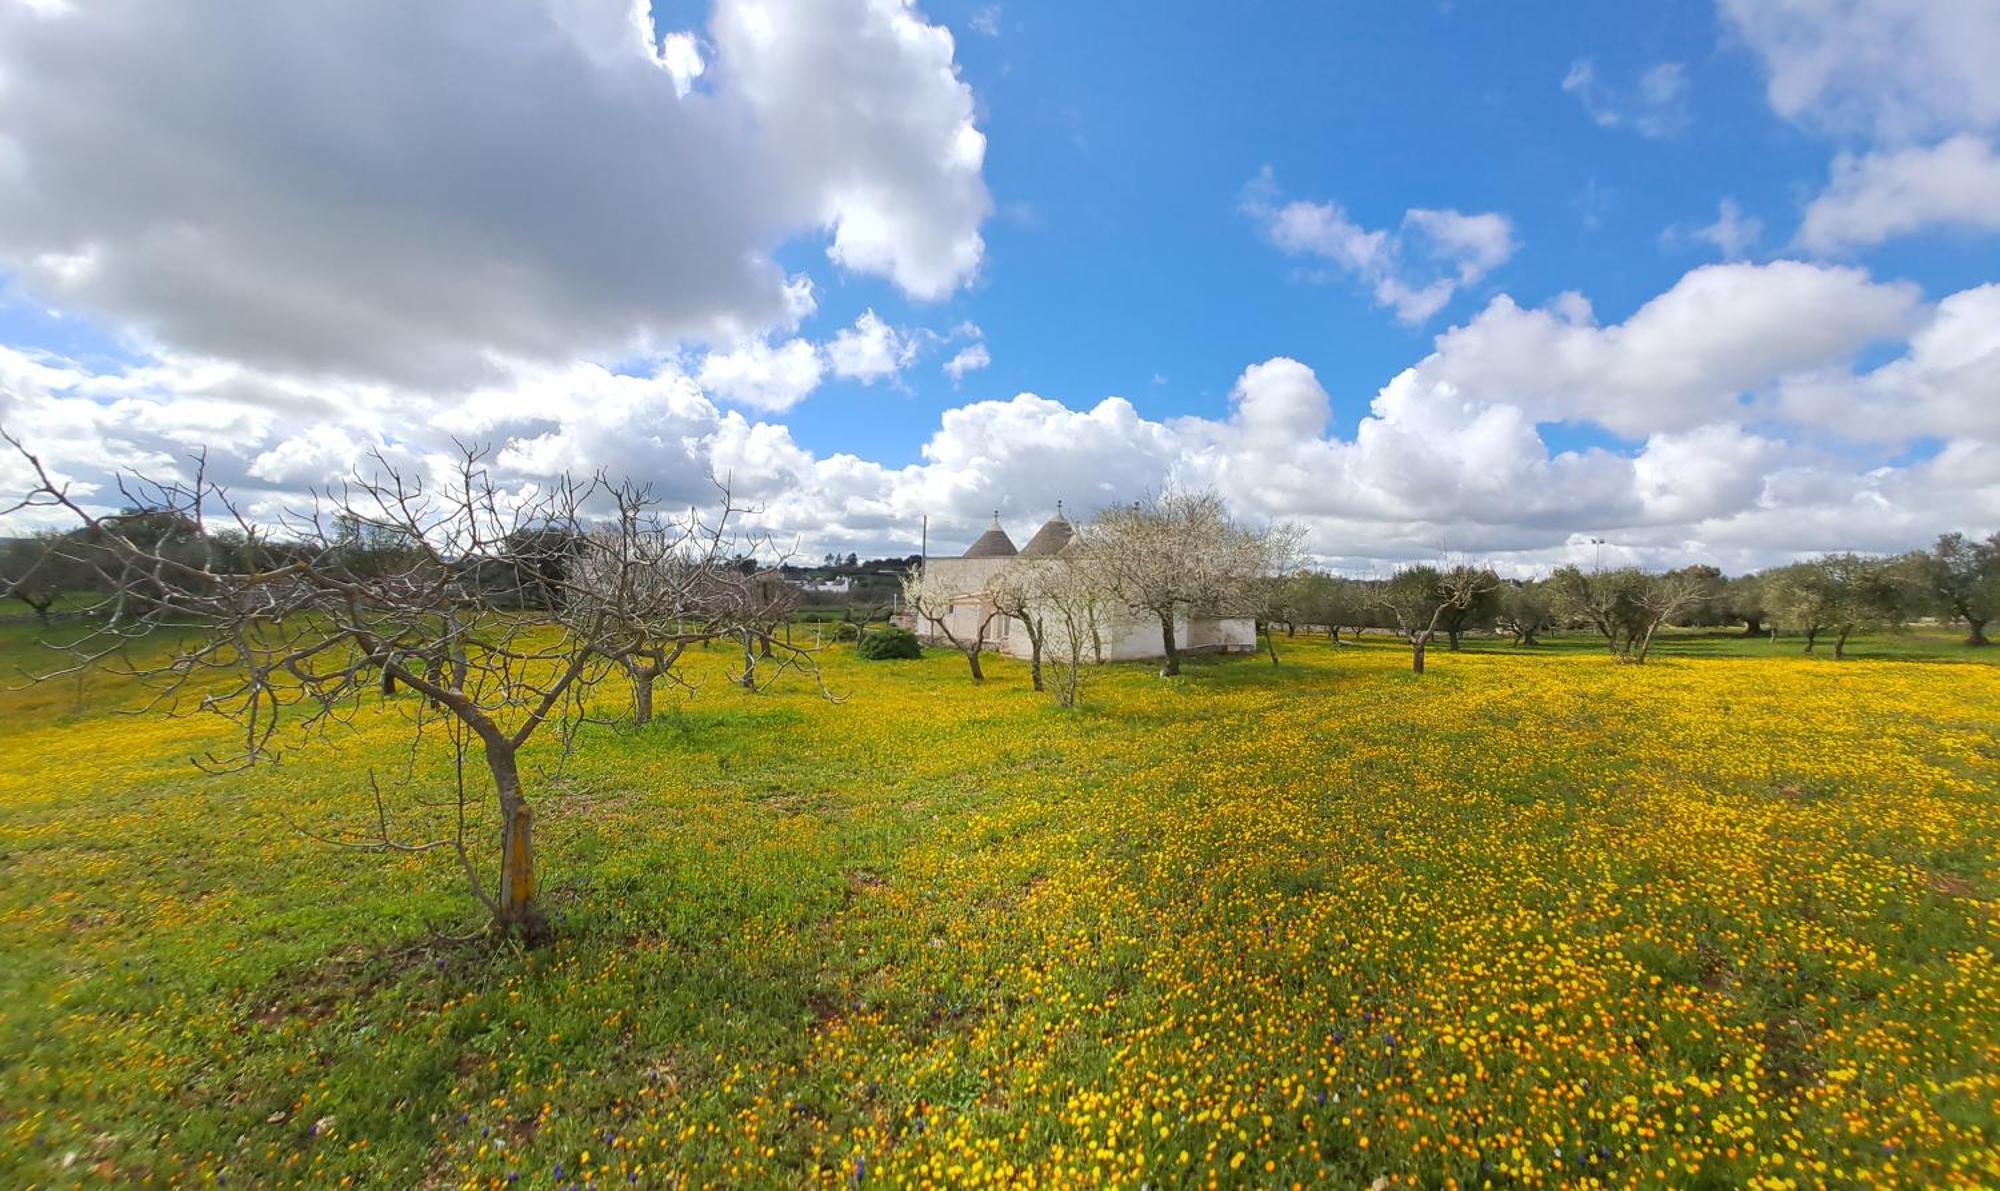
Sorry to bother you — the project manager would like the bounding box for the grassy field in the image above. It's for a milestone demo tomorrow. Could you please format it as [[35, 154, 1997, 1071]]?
[[1, 625, 1996, 1187]]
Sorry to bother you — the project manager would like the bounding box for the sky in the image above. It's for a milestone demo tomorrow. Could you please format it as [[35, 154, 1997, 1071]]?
[[0, 0, 1996, 573]]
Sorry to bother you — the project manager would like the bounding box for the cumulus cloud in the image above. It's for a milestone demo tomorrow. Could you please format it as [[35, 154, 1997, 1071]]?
[[827, 311, 921, 384], [1691, 198, 1765, 259], [1720, 0, 2000, 141], [0, 0, 990, 385], [943, 342, 992, 382], [696, 337, 825, 412], [6, 262, 1993, 574], [1408, 261, 1920, 436], [1799, 135, 2000, 252], [1242, 170, 1517, 324], [1774, 283, 2000, 441], [1562, 60, 1691, 138]]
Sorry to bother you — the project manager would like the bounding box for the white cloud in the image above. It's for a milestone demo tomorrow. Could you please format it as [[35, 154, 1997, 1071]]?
[[1408, 261, 1920, 436], [943, 342, 991, 382], [714, 0, 989, 302], [969, 6, 1001, 37], [1775, 283, 2000, 441], [0, 0, 990, 385], [660, 31, 706, 98], [696, 337, 825, 412], [8, 269, 1994, 572], [1720, 0, 2000, 141], [1691, 198, 1765, 259], [1562, 60, 1691, 138], [827, 310, 919, 384], [1798, 134, 2000, 252], [1243, 170, 1517, 324]]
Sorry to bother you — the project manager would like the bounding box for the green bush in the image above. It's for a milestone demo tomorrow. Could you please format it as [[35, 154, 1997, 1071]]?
[[856, 626, 922, 660]]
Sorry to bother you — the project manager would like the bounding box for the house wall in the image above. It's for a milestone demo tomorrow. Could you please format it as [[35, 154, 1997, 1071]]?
[[912, 558, 1256, 662]]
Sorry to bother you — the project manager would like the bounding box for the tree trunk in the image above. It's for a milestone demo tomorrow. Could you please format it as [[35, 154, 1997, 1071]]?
[[1327, 625, 1340, 644], [380, 661, 397, 697], [1447, 628, 1462, 651], [966, 646, 984, 683], [1834, 627, 1850, 660], [739, 629, 757, 688], [1157, 612, 1181, 677], [1410, 636, 1426, 674], [633, 668, 655, 726], [1967, 618, 1990, 646], [758, 630, 773, 659], [1028, 632, 1044, 692], [1285, 623, 1296, 638], [1803, 626, 1818, 654], [488, 745, 549, 944], [1740, 616, 1763, 637], [1264, 626, 1280, 666]]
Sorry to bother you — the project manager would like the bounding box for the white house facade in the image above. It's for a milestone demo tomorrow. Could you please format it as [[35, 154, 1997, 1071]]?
[[902, 512, 1257, 662]]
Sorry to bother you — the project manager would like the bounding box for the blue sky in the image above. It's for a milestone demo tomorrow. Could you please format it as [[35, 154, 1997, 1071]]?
[[0, 0, 1995, 568], [773, 1, 1910, 460]]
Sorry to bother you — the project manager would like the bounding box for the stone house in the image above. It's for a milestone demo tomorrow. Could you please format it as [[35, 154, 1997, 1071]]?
[[902, 510, 1257, 662]]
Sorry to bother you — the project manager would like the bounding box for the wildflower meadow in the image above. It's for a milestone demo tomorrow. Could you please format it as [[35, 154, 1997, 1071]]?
[[2, 626, 1996, 1188]]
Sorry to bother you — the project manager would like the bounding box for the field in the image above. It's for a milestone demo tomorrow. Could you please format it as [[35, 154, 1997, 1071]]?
[[2, 626, 1997, 1188]]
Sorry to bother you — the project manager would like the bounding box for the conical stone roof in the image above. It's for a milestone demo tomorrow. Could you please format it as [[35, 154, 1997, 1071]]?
[[961, 514, 1019, 559], [1019, 513, 1074, 557]]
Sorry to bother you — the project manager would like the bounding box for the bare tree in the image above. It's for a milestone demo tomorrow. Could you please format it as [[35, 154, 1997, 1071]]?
[[1089, 489, 1299, 677], [988, 562, 1048, 691], [1373, 564, 1496, 674], [1035, 555, 1106, 709], [903, 564, 999, 682], [567, 485, 756, 725], [1, 435, 783, 943]]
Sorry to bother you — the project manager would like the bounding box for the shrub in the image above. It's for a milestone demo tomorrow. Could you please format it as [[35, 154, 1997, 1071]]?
[[855, 626, 922, 660]]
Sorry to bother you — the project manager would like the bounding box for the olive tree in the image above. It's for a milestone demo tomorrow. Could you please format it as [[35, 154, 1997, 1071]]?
[[1373, 564, 1497, 674], [1767, 554, 1903, 658], [1496, 579, 1554, 646], [1434, 565, 1501, 650], [1722, 573, 1773, 637], [1915, 532, 1999, 646], [1548, 566, 1706, 664], [1, 436, 772, 944], [0, 532, 88, 623]]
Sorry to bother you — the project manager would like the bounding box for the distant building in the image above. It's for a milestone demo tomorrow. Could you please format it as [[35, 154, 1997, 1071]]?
[[788, 575, 852, 595], [901, 509, 1256, 662]]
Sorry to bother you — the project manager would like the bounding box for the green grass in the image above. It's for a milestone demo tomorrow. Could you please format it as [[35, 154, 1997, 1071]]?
[[1, 625, 1996, 1187]]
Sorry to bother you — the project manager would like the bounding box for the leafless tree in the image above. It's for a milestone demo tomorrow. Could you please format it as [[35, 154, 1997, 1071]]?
[[1, 434, 795, 943], [902, 565, 999, 682], [1089, 489, 1300, 677], [1035, 555, 1107, 708], [567, 485, 761, 725], [987, 562, 1047, 691], [1374, 564, 1497, 674]]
